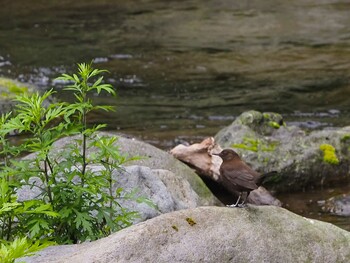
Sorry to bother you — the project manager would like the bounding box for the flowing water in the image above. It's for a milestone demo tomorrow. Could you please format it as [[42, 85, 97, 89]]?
[[0, 0, 350, 229]]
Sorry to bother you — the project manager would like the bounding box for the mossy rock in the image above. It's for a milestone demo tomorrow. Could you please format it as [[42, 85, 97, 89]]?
[[0, 77, 35, 97], [234, 110, 285, 136], [215, 110, 350, 192], [0, 77, 37, 114]]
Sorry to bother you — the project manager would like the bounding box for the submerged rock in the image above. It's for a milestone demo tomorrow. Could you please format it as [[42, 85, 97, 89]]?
[[20, 206, 350, 263], [215, 110, 350, 192], [320, 194, 350, 217]]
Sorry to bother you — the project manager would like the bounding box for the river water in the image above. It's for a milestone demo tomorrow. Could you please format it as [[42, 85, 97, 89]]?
[[0, 0, 349, 230]]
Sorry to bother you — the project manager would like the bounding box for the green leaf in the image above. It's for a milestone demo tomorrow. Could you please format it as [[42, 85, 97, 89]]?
[[0, 202, 21, 214], [73, 210, 93, 234], [23, 202, 59, 217], [59, 207, 73, 219], [0, 237, 54, 263], [136, 196, 157, 209], [27, 219, 50, 238]]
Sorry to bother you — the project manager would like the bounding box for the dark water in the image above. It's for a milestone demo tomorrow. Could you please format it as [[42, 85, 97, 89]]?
[[1, 0, 350, 230], [278, 185, 350, 232]]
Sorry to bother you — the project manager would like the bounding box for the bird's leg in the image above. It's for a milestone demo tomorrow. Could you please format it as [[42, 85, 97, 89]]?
[[227, 192, 242, 208], [238, 192, 250, 208]]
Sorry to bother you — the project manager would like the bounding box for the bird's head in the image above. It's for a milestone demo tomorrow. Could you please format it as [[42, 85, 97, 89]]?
[[212, 149, 241, 161]]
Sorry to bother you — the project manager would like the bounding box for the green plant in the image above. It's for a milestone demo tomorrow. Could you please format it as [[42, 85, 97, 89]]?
[[0, 237, 53, 263], [0, 62, 149, 256], [0, 112, 58, 262]]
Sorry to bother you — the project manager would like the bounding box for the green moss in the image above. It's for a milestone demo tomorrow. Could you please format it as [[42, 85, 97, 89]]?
[[232, 137, 277, 152], [171, 225, 179, 231], [319, 144, 339, 165], [0, 92, 10, 98], [233, 138, 259, 152], [340, 134, 350, 143], [185, 217, 196, 226], [0, 78, 29, 96], [263, 112, 285, 128], [9, 84, 28, 94], [268, 121, 280, 129]]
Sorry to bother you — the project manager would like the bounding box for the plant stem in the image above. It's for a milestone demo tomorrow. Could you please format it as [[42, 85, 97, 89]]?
[[44, 159, 53, 204], [45, 156, 56, 184], [81, 133, 87, 183], [6, 216, 12, 241], [81, 108, 87, 186], [108, 169, 113, 210], [1, 216, 5, 239]]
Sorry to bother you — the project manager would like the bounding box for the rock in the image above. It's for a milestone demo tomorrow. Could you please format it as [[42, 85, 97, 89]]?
[[319, 194, 350, 216], [247, 186, 282, 206], [0, 77, 37, 115], [170, 137, 281, 206], [19, 206, 350, 263], [109, 133, 220, 206], [104, 165, 200, 223], [215, 110, 350, 192]]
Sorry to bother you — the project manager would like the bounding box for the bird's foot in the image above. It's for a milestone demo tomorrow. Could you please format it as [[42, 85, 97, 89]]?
[[226, 204, 239, 208], [237, 203, 247, 208]]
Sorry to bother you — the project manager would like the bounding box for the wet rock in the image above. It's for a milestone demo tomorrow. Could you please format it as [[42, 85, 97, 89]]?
[[320, 194, 350, 216], [19, 206, 350, 263], [215, 110, 350, 192]]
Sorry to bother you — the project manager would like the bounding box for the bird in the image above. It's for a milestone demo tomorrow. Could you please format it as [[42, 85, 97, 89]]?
[[213, 149, 276, 208]]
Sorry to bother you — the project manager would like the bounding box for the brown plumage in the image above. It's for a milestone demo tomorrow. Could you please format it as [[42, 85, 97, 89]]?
[[213, 149, 275, 207]]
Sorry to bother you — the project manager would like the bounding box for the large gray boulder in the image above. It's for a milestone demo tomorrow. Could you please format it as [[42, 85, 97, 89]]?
[[20, 206, 350, 263], [215, 110, 350, 192], [111, 133, 219, 205], [102, 165, 201, 222]]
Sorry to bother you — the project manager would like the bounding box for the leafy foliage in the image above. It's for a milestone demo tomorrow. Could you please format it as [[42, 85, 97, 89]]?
[[0, 237, 53, 263], [0, 63, 149, 261]]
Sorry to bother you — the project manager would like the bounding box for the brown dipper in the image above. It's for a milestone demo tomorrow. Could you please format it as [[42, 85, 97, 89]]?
[[213, 149, 276, 207]]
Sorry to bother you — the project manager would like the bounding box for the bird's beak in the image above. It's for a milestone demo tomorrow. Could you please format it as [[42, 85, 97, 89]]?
[[212, 153, 220, 156]]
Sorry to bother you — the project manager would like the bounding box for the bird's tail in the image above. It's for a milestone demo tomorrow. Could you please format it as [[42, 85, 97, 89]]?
[[256, 171, 278, 185]]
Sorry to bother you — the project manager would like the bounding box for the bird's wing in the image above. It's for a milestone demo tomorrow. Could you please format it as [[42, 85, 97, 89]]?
[[233, 174, 258, 190], [222, 165, 258, 190]]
